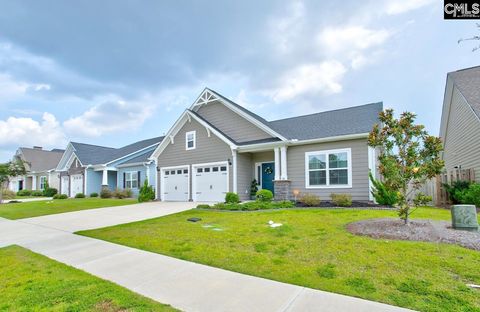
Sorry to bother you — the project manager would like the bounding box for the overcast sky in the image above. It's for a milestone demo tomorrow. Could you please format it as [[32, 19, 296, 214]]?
[[0, 0, 479, 161]]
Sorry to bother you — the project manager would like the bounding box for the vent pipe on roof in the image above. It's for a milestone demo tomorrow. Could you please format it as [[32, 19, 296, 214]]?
[[33, 146, 43, 150]]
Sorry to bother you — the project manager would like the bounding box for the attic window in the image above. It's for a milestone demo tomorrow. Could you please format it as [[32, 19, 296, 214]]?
[[186, 131, 196, 150]]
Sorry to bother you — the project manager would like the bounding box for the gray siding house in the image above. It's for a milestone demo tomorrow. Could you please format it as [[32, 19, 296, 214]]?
[[8, 147, 64, 192], [439, 66, 480, 183], [151, 88, 382, 202]]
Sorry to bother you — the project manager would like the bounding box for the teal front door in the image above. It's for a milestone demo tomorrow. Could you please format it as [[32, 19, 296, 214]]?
[[261, 162, 275, 194]]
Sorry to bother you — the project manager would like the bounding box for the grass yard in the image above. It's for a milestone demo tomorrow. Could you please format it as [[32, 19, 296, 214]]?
[[79, 208, 480, 312], [0, 245, 176, 311], [0, 198, 137, 219]]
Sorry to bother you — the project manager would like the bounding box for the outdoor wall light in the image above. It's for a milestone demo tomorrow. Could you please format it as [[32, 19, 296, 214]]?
[[228, 158, 232, 166]]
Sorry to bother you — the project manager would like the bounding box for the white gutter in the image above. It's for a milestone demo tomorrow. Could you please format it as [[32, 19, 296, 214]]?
[[237, 133, 370, 152]]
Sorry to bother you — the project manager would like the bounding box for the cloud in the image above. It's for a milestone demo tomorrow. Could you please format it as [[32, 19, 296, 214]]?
[[63, 99, 154, 137], [384, 0, 436, 15], [267, 61, 347, 102], [0, 112, 66, 148], [268, 1, 306, 54], [319, 25, 390, 54]]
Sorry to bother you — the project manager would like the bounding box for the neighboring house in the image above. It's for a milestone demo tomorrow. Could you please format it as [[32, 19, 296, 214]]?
[[8, 147, 64, 192], [55, 137, 163, 197], [440, 66, 480, 183], [150, 88, 382, 202]]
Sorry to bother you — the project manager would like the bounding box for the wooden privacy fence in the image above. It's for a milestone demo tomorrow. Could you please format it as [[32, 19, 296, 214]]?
[[434, 168, 476, 207]]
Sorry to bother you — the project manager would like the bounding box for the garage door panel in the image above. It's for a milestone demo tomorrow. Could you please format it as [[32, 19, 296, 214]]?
[[162, 167, 189, 201], [193, 164, 228, 202], [70, 174, 83, 197]]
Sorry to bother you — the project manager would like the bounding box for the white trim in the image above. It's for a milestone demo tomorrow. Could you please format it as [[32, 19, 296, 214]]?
[[124, 170, 139, 189], [84, 167, 88, 195], [56, 143, 75, 171], [39, 176, 47, 190], [191, 161, 229, 202], [185, 130, 196, 150], [231, 150, 237, 193], [116, 162, 147, 168], [150, 110, 237, 159], [237, 133, 370, 152], [190, 88, 288, 141], [65, 152, 83, 170], [280, 146, 288, 180], [105, 142, 159, 166], [274, 148, 280, 180], [305, 148, 352, 189], [368, 146, 376, 201], [159, 165, 190, 201]]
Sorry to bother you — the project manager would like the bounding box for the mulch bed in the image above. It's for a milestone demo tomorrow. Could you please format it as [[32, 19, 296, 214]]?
[[347, 218, 480, 251], [295, 201, 393, 210]]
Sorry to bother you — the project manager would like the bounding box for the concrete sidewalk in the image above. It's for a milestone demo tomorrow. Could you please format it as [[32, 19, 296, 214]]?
[[0, 204, 412, 312]]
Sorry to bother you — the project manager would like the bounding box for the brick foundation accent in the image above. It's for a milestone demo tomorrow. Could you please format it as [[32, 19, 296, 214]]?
[[274, 180, 291, 201]]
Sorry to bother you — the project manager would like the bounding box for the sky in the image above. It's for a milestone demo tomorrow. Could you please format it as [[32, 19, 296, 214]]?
[[0, 0, 479, 162]]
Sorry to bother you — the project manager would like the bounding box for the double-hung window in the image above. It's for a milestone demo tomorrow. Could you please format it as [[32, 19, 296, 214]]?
[[305, 148, 352, 188], [186, 131, 196, 150], [40, 176, 47, 189], [125, 172, 138, 189]]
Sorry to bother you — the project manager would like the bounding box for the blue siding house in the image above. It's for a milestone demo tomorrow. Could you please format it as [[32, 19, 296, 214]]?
[[56, 137, 163, 197]]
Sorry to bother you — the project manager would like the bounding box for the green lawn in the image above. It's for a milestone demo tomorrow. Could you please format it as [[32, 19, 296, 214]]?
[[79, 208, 480, 312], [0, 245, 176, 311], [0, 198, 137, 219]]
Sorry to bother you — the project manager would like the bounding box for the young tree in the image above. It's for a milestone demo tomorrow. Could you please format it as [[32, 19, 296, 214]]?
[[368, 109, 444, 224], [0, 160, 27, 204]]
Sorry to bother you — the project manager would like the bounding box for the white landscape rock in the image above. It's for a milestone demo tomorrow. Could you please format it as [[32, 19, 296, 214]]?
[[267, 220, 282, 228]]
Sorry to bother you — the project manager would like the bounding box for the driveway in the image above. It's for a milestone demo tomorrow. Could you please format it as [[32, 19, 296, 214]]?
[[19, 201, 195, 232]]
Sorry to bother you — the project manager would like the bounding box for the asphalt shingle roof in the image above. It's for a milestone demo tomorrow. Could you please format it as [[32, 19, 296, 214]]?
[[71, 136, 164, 165], [18, 148, 64, 172], [448, 66, 480, 119], [121, 145, 160, 165], [206, 88, 382, 142], [268, 103, 383, 140]]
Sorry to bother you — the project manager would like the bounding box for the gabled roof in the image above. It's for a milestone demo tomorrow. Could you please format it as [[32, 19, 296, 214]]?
[[448, 66, 480, 119], [70, 136, 164, 166], [268, 102, 383, 140], [17, 147, 64, 172]]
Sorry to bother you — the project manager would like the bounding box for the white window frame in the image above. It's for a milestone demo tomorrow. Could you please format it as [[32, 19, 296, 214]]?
[[40, 176, 47, 189], [125, 171, 139, 189], [186, 131, 196, 150], [305, 148, 352, 189]]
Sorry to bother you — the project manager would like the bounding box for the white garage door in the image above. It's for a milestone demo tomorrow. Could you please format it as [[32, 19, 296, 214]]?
[[61, 176, 69, 195], [162, 167, 189, 201], [193, 163, 228, 202], [70, 174, 83, 197]]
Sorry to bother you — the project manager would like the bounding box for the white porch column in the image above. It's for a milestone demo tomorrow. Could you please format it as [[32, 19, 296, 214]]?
[[274, 147, 280, 180], [232, 149, 238, 193], [102, 168, 108, 186], [280, 146, 288, 180], [32, 175, 37, 190]]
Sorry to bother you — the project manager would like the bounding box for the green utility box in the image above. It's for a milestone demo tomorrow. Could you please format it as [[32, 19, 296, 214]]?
[[451, 205, 479, 232]]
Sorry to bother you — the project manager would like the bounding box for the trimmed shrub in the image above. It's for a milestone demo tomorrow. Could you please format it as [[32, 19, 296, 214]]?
[[53, 194, 68, 200], [256, 189, 273, 202], [138, 180, 155, 202], [299, 193, 321, 207], [113, 188, 128, 199], [225, 192, 240, 203], [208, 200, 294, 211], [43, 187, 58, 197], [31, 190, 44, 197], [124, 188, 133, 198], [90, 192, 98, 198], [196, 204, 211, 209], [17, 189, 32, 196], [75, 193, 85, 198], [100, 187, 112, 199], [369, 172, 397, 205], [2, 189, 16, 200], [331, 193, 352, 207]]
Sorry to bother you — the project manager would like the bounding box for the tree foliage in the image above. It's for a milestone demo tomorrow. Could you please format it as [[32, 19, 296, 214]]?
[[368, 109, 444, 223], [138, 180, 155, 202], [458, 23, 480, 52], [0, 160, 27, 204], [369, 172, 398, 206]]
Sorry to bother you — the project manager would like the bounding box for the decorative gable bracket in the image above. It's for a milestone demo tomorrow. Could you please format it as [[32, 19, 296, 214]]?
[[193, 89, 218, 106]]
